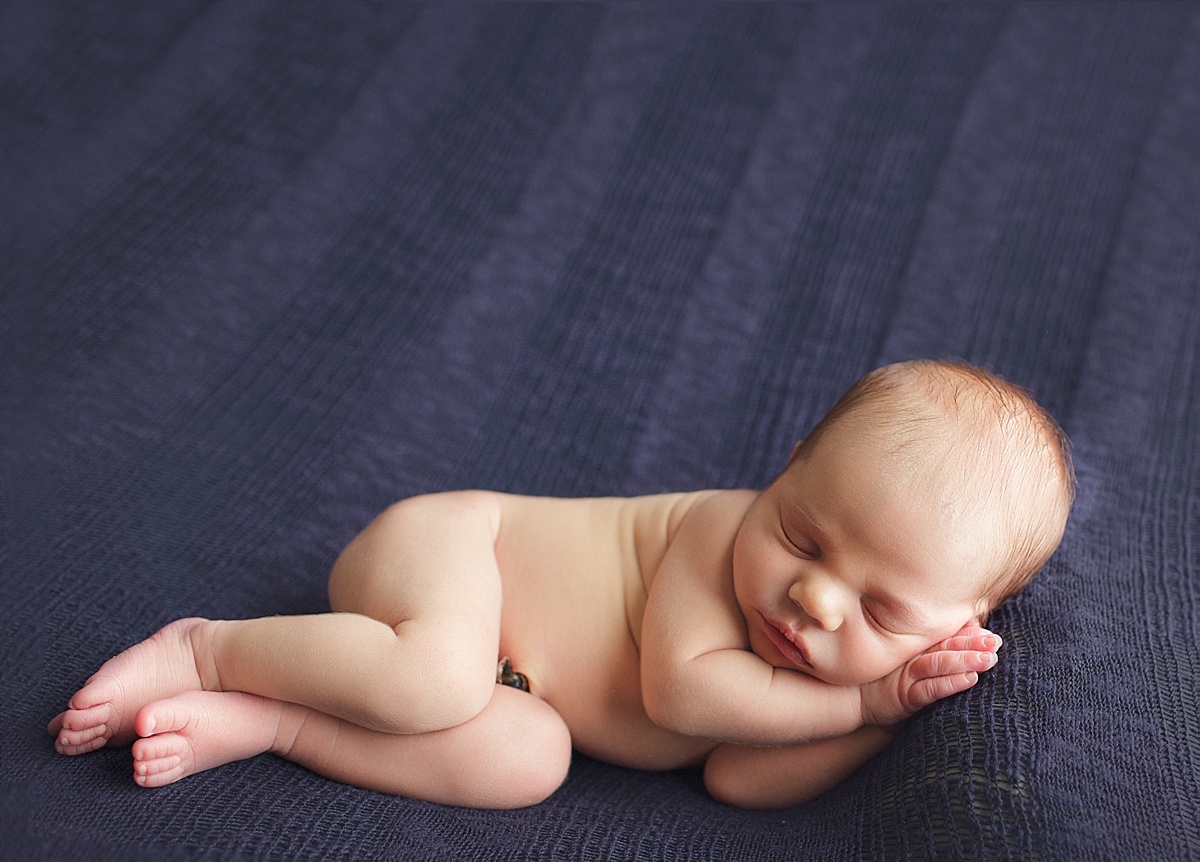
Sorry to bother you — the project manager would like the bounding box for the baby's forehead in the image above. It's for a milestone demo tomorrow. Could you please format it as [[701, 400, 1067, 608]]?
[[800, 433, 1005, 543], [825, 404, 1000, 480]]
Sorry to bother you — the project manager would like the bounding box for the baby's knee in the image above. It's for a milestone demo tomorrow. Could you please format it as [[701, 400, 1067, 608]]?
[[367, 645, 494, 734], [418, 670, 493, 734], [517, 710, 571, 803], [477, 701, 572, 808]]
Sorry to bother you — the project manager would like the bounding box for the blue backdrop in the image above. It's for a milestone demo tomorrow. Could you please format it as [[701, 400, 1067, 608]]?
[[3, 3, 1198, 858]]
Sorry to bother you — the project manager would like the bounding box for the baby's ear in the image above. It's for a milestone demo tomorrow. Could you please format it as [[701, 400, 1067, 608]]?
[[787, 439, 806, 466]]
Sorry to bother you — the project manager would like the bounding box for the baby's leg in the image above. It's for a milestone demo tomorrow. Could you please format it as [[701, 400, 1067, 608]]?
[[52, 492, 505, 753], [208, 493, 506, 733], [132, 685, 572, 809]]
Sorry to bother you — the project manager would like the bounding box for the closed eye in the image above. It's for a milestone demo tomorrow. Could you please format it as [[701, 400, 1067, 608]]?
[[779, 515, 819, 558], [862, 602, 894, 634]]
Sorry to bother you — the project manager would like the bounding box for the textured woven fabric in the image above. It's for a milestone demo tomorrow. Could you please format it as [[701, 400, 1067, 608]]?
[[3, 3, 1199, 859]]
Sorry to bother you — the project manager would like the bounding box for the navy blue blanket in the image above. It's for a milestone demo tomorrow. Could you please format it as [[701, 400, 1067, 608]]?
[[4, 3, 1198, 858]]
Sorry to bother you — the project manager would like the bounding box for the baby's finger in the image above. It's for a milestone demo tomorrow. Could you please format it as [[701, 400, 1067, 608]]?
[[910, 672, 980, 710], [911, 648, 997, 679], [931, 632, 1003, 654], [946, 623, 987, 641]]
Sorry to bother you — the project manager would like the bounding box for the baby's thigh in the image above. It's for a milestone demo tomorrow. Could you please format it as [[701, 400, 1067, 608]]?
[[328, 492, 503, 641]]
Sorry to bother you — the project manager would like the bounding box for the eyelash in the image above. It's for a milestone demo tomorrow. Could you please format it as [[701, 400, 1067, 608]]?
[[862, 603, 891, 634], [779, 518, 819, 558], [784, 531, 817, 558]]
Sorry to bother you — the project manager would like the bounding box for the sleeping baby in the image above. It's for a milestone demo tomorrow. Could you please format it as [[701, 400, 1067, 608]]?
[[50, 359, 1074, 809]]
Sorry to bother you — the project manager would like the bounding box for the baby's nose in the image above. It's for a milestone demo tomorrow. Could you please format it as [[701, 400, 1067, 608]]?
[[789, 576, 845, 632]]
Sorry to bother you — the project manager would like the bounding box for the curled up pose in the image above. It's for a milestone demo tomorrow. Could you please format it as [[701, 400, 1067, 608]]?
[[50, 360, 1074, 809]]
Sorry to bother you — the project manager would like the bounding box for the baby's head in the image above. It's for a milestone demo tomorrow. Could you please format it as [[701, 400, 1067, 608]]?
[[792, 359, 1074, 618], [732, 360, 1073, 686]]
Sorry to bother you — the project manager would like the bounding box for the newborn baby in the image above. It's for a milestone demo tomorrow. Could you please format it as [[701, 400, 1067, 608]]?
[[51, 360, 1074, 809]]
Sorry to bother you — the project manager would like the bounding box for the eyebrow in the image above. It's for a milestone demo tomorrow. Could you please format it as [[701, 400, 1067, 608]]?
[[786, 500, 829, 540]]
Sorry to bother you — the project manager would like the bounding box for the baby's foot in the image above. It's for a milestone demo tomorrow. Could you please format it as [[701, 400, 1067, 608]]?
[[49, 618, 217, 754], [131, 690, 282, 788]]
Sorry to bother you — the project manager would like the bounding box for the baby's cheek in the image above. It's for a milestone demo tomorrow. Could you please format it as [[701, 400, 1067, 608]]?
[[860, 641, 913, 684]]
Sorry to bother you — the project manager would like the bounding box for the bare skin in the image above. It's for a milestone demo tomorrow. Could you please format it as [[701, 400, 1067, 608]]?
[[51, 475, 1000, 808], [51, 360, 1072, 808]]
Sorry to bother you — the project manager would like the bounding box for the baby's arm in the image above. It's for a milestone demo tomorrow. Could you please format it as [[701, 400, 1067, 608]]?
[[703, 625, 1001, 808], [704, 726, 895, 809], [640, 493, 865, 746]]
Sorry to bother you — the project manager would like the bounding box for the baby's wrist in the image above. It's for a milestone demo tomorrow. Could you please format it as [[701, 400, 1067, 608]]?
[[857, 685, 875, 727], [858, 683, 903, 729]]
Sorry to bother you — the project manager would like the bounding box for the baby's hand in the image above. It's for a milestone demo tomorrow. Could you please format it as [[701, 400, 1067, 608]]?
[[859, 624, 1002, 728]]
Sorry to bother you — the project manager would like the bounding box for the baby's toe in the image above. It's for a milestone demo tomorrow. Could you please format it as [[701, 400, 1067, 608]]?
[[60, 702, 112, 731], [134, 751, 182, 776], [56, 736, 106, 756], [132, 735, 190, 787], [133, 758, 186, 787], [133, 732, 180, 761], [134, 697, 196, 739], [53, 704, 116, 754], [56, 721, 109, 752], [68, 675, 118, 711]]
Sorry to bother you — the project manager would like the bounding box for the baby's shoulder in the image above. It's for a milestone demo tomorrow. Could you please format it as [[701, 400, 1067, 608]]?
[[631, 488, 756, 589], [667, 488, 757, 549], [623, 488, 752, 543]]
